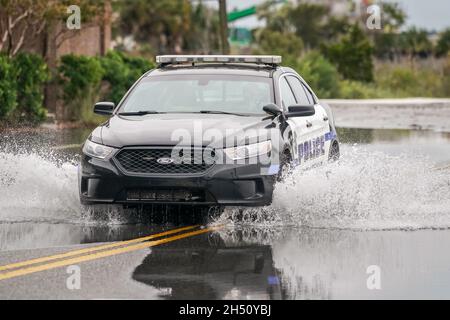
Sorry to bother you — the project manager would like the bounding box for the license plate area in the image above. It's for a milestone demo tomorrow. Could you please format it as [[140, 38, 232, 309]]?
[[126, 189, 204, 202]]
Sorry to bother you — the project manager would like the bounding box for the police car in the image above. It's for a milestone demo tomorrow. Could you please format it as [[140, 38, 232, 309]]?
[[79, 55, 339, 209]]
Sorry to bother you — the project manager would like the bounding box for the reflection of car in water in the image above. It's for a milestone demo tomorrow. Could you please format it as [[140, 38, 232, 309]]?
[[131, 232, 283, 300]]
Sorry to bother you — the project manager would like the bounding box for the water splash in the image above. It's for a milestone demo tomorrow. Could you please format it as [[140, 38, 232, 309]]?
[[1, 144, 449, 230], [0, 150, 212, 226], [0, 151, 81, 223], [219, 145, 450, 230]]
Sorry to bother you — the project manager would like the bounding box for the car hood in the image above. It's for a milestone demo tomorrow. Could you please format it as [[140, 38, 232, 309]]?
[[96, 113, 276, 148]]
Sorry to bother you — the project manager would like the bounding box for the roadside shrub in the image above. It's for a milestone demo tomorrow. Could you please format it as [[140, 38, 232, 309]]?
[[13, 53, 49, 123], [57, 52, 154, 124], [0, 55, 17, 120], [98, 51, 130, 103], [58, 54, 104, 121], [339, 80, 373, 99], [294, 51, 340, 98], [121, 52, 155, 84], [376, 67, 418, 96], [442, 54, 450, 97], [375, 63, 447, 98], [59, 55, 103, 102], [322, 25, 374, 82], [99, 51, 155, 103], [419, 69, 444, 97], [338, 80, 393, 99]]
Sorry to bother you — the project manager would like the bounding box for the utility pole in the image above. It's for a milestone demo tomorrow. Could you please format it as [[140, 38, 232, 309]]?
[[218, 0, 230, 54]]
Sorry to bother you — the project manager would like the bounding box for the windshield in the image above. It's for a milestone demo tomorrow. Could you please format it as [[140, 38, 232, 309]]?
[[119, 74, 274, 115]]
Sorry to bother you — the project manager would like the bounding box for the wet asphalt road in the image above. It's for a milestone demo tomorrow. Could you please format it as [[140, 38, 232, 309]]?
[[2, 225, 450, 299], [0, 127, 450, 299]]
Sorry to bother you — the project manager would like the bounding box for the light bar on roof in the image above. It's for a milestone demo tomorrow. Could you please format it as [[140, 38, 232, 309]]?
[[156, 55, 282, 65]]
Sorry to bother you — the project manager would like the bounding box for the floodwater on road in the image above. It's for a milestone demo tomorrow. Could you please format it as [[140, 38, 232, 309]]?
[[0, 126, 449, 299]]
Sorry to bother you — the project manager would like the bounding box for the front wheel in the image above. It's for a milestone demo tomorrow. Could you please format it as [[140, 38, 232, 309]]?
[[277, 151, 292, 182], [329, 141, 340, 162]]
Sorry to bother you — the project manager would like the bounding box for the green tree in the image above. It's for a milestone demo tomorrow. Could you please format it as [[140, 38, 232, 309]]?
[[257, 3, 292, 34], [372, 2, 407, 60], [381, 2, 407, 32], [436, 28, 450, 57], [253, 29, 303, 64], [286, 3, 330, 49], [183, 2, 220, 54], [0, 54, 17, 119], [0, 0, 105, 57], [258, 2, 346, 50], [322, 17, 351, 42], [117, 0, 192, 54], [373, 33, 397, 60], [322, 25, 374, 82], [399, 27, 433, 61], [256, 2, 349, 57]]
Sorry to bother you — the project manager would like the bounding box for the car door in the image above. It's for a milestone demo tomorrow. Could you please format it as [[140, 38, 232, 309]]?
[[285, 75, 329, 166], [279, 76, 313, 167], [299, 79, 332, 161]]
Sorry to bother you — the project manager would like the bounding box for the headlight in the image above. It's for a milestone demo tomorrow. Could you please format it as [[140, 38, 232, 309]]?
[[223, 141, 272, 160], [82, 140, 116, 159]]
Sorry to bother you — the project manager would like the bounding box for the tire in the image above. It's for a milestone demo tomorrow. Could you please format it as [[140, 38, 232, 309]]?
[[277, 150, 292, 182], [329, 141, 340, 162]]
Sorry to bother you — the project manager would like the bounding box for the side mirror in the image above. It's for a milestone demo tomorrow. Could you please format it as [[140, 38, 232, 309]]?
[[263, 103, 282, 117], [94, 102, 115, 115], [285, 105, 315, 118]]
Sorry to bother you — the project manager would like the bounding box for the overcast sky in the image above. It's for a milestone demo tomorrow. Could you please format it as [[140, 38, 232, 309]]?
[[224, 0, 450, 31]]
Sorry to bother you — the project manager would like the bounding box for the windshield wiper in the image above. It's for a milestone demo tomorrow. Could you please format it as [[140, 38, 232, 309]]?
[[199, 110, 250, 117], [118, 110, 162, 116]]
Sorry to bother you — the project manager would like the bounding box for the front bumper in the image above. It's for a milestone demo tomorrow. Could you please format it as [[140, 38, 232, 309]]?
[[79, 154, 278, 207]]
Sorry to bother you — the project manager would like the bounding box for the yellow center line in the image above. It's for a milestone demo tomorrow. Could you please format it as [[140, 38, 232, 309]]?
[[0, 225, 223, 281], [0, 225, 199, 272]]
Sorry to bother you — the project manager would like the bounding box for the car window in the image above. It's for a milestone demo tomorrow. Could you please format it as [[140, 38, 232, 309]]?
[[286, 76, 310, 105], [279, 77, 297, 109], [120, 75, 274, 115], [302, 83, 316, 104]]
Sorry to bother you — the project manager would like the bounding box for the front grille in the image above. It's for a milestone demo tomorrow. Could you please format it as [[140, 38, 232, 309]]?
[[114, 147, 215, 175]]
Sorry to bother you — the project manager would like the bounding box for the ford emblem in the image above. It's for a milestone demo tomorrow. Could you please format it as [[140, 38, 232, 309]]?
[[157, 157, 175, 165]]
